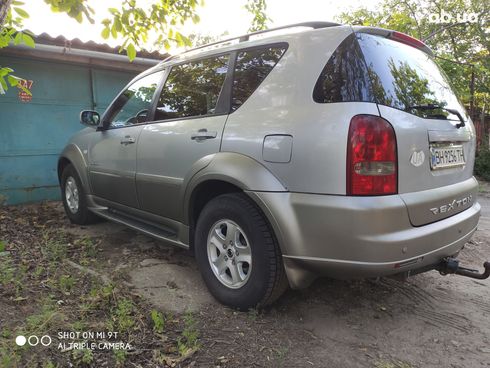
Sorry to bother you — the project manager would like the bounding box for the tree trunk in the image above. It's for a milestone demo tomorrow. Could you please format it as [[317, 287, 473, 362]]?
[[0, 0, 13, 28]]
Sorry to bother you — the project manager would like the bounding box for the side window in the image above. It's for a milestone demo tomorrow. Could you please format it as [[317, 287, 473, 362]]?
[[312, 34, 375, 104], [155, 55, 229, 121], [108, 71, 163, 128], [232, 45, 287, 111]]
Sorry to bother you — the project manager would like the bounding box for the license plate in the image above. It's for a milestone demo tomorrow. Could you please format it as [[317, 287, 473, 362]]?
[[430, 144, 465, 170]]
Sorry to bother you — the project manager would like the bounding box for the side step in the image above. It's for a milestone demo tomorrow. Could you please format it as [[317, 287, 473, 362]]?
[[90, 208, 189, 250]]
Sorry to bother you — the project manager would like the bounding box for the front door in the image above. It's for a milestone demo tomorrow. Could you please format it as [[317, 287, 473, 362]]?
[[88, 71, 164, 208], [136, 54, 231, 220]]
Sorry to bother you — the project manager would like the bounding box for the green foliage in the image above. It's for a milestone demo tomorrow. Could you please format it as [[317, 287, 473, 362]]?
[[58, 274, 75, 292], [177, 312, 200, 356], [151, 309, 165, 334], [245, 0, 271, 32], [113, 349, 127, 366], [336, 0, 489, 113], [41, 234, 67, 262], [44, 0, 95, 23], [0, 240, 5, 253], [72, 348, 94, 366], [111, 298, 135, 332], [99, 0, 204, 60], [475, 143, 490, 181]]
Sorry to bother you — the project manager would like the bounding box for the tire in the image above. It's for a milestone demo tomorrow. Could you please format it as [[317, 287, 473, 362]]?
[[60, 164, 99, 225], [195, 193, 288, 310]]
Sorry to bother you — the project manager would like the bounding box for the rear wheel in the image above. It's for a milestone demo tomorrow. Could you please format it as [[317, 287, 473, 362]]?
[[61, 164, 99, 225], [195, 193, 288, 310]]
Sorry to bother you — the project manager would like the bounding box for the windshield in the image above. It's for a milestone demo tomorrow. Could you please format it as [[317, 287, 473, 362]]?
[[357, 33, 467, 121]]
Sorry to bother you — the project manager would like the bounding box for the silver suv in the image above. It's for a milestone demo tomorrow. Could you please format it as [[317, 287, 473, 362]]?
[[59, 22, 481, 309]]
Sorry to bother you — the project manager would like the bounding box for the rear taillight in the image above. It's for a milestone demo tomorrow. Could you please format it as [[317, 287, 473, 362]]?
[[347, 115, 397, 196]]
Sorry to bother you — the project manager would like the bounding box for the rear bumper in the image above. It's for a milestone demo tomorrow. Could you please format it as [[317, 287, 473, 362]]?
[[248, 189, 481, 289]]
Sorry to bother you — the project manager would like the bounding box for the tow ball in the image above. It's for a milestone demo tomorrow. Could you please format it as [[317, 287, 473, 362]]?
[[438, 258, 490, 280]]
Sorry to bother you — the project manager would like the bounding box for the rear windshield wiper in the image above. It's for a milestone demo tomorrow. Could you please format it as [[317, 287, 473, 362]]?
[[406, 104, 466, 128]]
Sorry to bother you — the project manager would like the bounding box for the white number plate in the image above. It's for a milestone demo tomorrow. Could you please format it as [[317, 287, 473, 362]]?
[[430, 145, 465, 170]]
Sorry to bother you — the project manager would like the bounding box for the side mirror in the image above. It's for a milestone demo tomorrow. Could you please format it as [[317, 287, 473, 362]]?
[[80, 110, 100, 127]]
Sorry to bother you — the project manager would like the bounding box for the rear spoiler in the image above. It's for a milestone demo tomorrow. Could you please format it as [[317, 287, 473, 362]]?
[[352, 26, 434, 56]]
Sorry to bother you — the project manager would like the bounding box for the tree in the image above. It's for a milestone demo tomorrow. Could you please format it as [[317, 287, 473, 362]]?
[[0, 0, 269, 94], [336, 0, 489, 115]]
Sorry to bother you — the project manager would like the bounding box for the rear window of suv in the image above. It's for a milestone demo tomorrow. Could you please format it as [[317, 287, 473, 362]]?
[[314, 33, 466, 121]]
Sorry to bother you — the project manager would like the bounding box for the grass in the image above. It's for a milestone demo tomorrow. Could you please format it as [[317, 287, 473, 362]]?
[[151, 309, 165, 334], [0, 205, 204, 367], [177, 311, 200, 356]]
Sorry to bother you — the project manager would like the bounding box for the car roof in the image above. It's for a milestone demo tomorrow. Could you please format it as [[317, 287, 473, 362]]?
[[158, 21, 341, 67]]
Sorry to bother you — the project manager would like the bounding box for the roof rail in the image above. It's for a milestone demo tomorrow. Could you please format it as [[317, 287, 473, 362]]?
[[161, 21, 340, 63]]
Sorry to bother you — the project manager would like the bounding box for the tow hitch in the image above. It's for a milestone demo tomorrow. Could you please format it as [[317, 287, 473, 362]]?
[[438, 258, 490, 280]]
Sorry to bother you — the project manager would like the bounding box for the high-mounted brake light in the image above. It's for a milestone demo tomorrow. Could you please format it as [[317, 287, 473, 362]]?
[[389, 31, 427, 51], [347, 115, 397, 196]]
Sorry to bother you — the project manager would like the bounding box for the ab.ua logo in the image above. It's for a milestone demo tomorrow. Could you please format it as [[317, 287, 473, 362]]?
[[428, 10, 479, 24]]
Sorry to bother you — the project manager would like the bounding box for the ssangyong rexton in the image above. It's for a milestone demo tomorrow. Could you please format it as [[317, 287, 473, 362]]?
[[58, 22, 488, 309]]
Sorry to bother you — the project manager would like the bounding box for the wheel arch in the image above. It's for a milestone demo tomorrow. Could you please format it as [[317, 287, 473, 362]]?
[[57, 144, 90, 191], [183, 152, 288, 254]]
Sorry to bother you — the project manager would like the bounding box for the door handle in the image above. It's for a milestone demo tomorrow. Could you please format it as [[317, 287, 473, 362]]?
[[191, 129, 217, 141], [120, 136, 135, 145]]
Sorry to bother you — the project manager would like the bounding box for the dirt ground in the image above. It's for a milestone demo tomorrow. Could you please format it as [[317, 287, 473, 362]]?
[[1, 183, 490, 367]]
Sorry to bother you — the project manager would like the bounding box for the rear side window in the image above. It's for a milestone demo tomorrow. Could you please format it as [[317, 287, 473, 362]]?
[[155, 54, 229, 120], [313, 34, 375, 103], [232, 46, 287, 111]]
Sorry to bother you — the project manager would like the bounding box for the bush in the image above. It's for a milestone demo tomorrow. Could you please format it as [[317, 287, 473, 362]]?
[[475, 143, 490, 181]]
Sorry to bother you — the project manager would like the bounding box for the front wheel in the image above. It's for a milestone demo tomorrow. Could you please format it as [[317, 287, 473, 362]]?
[[61, 164, 99, 225], [195, 193, 288, 310]]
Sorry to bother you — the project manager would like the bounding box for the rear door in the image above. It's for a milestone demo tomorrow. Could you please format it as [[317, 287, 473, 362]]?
[[88, 71, 164, 208], [136, 54, 231, 221], [356, 33, 477, 225]]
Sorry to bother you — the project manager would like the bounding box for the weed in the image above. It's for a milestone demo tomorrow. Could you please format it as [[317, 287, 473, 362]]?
[[58, 275, 75, 293], [72, 348, 94, 366], [42, 360, 57, 368], [25, 299, 60, 335], [0, 346, 19, 368], [75, 237, 98, 259], [247, 308, 259, 321], [0, 256, 15, 286], [111, 298, 135, 333], [151, 309, 165, 334], [34, 265, 45, 278], [41, 234, 67, 262], [274, 346, 289, 364], [177, 312, 200, 356], [114, 349, 127, 366], [0, 240, 6, 252], [86, 283, 115, 310], [71, 320, 86, 331]]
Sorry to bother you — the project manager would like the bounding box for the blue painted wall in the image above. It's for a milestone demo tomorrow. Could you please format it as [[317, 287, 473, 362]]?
[[0, 55, 137, 205]]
